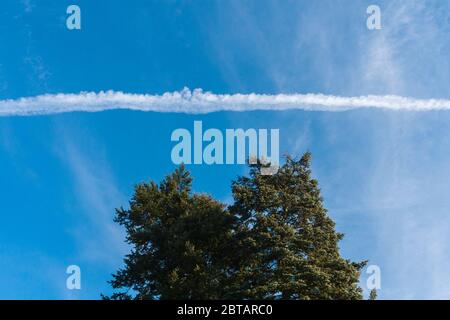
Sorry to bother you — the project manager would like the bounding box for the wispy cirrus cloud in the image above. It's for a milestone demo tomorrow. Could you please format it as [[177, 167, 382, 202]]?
[[55, 132, 128, 268]]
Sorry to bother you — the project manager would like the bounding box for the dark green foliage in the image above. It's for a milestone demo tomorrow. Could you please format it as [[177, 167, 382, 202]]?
[[369, 289, 378, 300], [107, 165, 235, 299], [229, 153, 365, 299], [106, 154, 366, 300]]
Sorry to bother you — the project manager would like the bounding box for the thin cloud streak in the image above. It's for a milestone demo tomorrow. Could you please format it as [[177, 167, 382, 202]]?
[[2, 88, 450, 116]]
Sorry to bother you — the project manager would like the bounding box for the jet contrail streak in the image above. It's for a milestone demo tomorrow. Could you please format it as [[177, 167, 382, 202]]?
[[1, 88, 449, 116]]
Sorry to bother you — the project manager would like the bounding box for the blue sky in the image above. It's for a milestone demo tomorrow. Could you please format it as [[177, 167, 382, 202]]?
[[1, 0, 450, 299]]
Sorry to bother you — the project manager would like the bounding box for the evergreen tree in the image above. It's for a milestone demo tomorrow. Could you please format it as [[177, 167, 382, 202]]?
[[106, 165, 235, 299], [229, 153, 366, 299], [369, 289, 378, 300]]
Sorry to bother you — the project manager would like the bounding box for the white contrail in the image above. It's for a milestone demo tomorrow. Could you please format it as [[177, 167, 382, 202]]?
[[1, 88, 450, 116]]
